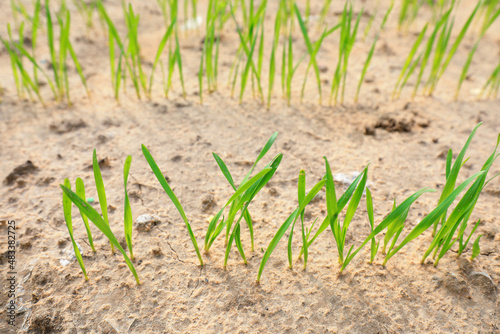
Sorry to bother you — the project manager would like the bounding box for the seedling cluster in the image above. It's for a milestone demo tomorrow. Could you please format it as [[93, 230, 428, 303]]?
[[2, 0, 500, 106], [60, 124, 499, 284]]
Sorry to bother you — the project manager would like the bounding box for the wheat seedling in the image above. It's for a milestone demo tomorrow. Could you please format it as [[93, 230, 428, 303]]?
[[257, 174, 327, 282], [142, 144, 204, 266], [123, 155, 134, 260], [340, 187, 433, 272], [329, 4, 362, 105], [295, 3, 340, 105], [392, 24, 428, 99], [455, 5, 500, 100], [62, 178, 88, 281], [365, 188, 379, 264], [325, 158, 368, 266], [425, 133, 499, 266], [92, 149, 114, 253], [424, 2, 480, 96], [61, 184, 140, 285], [75, 177, 96, 252], [480, 61, 500, 99], [355, 3, 393, 103]]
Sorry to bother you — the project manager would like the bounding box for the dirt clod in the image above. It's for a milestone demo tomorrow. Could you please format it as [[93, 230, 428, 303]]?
[[30, 311, 63, 333], [4, 160, 39, 185], [135, 214, 161, 232], [49, 118, 87, 134], [201, 194, 217, 213]]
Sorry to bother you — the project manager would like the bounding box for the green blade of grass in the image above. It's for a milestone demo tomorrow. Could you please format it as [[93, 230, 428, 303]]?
[[355, 4, 393, 102], [63, 179, 88, 281], [432, 123, 482, 235], [93, 149, 113, 253], [393, 24, 428, 99], [142, 144, 203, 266], [298, 169, 307, 270], [148, 19, 176, 97], [123, 155, 133, 259], [470, 234, 482, 261], [366, 187, 379, 263], [294, 3, 323, 104], [75, 177, 95, 252]]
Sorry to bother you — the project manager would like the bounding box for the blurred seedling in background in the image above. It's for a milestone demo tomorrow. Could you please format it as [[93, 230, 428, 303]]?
[[97, 1, 182, 101], [330, 3, 362, 106], [355, 3, 393, 103]]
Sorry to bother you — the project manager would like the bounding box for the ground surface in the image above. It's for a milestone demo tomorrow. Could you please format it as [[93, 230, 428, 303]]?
[[0, 0, 500, 333]]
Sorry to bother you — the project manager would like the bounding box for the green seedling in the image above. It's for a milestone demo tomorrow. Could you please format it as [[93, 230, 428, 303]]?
[[297, 170, 308, 269], [295, 3, 340, 105], [72, 0, 98, 30], [427, 132, 499, 266], [457, 220, 480, 257], [122, 2, 147, 99], [355, 3, 393, 103], [199, 0, 228, 99], [267, 0, 287, 108], [98, 2, 180, 101], [223, 153, 283, 269], [298, 168, 367, 260], [330, 4, 362, 105], [319, 0, 333, 28], [61, 185, 140, 285], [480, 60, 500, 99], [363, 0, 380, 41], [257, 174, 327, 282], [365, 188, 379, 263], [398, 0, 420, 32], [93, 149, 113, 253], [393, 24, 428, 99], [204, 162, 276, 256], [62, 179, 88, 281], [227, 0, 265, 103], [210, 132, 278, 252], [325, 158, 368, 266], [203, 132, 281, 267], [163, 0, 186, 99], [149, 19, 176, 98], [424, 2, 480, 95], [471, 234, 482, 261], [382, 172, 484, 266], [432, 123, 482, 237], [1, 23, 44, 104], [456, 5, 500, 100], [76, 177, 95, 252], [142, 144, 204, 266], [46, 0, 90, 104], [411, 9, 452, 99], [123, 155, 134, 260], [340, 187, 434, 272], [380, 198, 411, 265]]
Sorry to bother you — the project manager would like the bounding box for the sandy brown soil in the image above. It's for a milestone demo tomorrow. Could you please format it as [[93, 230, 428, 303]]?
[[1, 0, 500, 333]]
